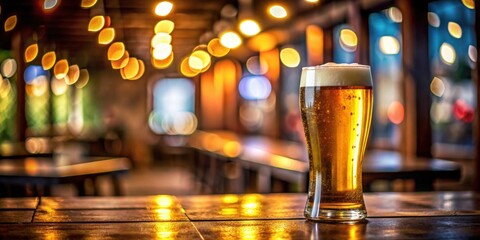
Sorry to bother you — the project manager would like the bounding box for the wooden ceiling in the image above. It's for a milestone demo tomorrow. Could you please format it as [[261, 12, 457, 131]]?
[[0, 0, 339, 74]]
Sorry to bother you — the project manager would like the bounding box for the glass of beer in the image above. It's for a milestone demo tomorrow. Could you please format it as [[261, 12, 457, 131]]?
[[300, 63, 373, 222]]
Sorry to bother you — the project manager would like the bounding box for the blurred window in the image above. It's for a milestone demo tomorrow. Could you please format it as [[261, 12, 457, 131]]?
[[428, 0, 475, 158], [0, 52, 17, 142], [368, 8, 403, 150], [149, 78, 197, 135]]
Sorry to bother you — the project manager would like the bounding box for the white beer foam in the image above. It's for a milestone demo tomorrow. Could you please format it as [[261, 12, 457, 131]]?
[[301, 63, 372, 87]]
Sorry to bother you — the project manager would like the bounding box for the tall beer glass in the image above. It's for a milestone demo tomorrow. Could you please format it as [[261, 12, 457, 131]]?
[[300, 63, 373, 222]]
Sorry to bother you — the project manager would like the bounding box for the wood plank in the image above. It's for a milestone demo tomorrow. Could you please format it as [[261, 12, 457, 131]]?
[[0, 198, 38, 209], [0, 222, 202, 239], [34, 209, 188, 223], [193, 217, 480, 240], [179, 193, 306, 220], [0, 211, 34, 223], [39, 195, 181, 210]]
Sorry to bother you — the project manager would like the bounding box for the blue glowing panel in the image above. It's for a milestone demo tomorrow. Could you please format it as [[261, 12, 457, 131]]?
[[153, 78, 195, 114]]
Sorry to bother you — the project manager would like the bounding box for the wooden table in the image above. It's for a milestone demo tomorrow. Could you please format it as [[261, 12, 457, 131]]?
[[188, 131, 462, 193], [0, 157, 131, 196], [0, 191, 479, 238]]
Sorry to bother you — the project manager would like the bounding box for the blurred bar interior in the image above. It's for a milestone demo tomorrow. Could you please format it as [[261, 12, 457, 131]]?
[[0, 0, 478, 197]]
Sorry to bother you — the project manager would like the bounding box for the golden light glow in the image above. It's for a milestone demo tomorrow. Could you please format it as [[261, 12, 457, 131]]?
[[155, 196, 174, 208], [152, 43, 173, 60], [239, 19, 261, 37], [280, 47, 300, 68], [447, 22, 462, 39], [107, 42, 126, 61], [339, 28, 358, 52], [41, 51, 56, 70], [180, 57, 200, 77], [24, 44, 39, 63], [223, 140, 242, 157], [0, 78, 12, 99], [440, 42, 456, 65], [468, 45, 477, 63], [51, 76, 68, 95], [75, 69, 89, 88], [54, 59, 69, 79], [268, 5, 287, 19], [151, 33, 172, 47], [128, 59, 144, 80], [430, 77, 445, 97], [121, 57, 139, 80], [379, 36, 400, 55], [88, 16, 105, 32], [66, 64, 80, 85], [154, 20, 174, 34], [247, 32, 277, 52], [222, 194, 239, 204], [151, 52, 174, 69], [219, 31, 242, 49], [1, 59, 17, 78], [155, 1, 173, 16], [111, 51, 129, 69], [462, 0, 475, 9], [28, 76, 49, 97], [189, 50, 210, 71], [4, 15, 17, 32], [25, 158, 39, 175], [98, 28, 115, 45], [81, 0, 97, 8], [207, 38, 230, 57], [306, 25, 324, 65], [305, 0, 319, 2]]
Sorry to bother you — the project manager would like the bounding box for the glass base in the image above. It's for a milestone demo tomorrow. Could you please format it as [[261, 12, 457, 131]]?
[[305, 209, 367, 223]]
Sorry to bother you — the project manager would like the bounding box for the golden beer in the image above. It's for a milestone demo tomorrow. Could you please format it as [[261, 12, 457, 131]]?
[[300, 64, 373, 222]]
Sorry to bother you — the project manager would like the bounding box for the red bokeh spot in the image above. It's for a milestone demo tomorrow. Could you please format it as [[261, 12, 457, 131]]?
[[387, 101, 405, 125], [453, 99, 474, 123]]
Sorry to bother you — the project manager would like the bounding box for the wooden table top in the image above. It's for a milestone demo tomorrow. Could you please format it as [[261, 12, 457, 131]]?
[[1, 191, 479, 239]]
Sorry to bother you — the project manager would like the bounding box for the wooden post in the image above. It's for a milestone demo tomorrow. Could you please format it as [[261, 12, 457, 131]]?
[[11, 31, 27, 141], [474, 0, 480, 192], [397, 0, 432, 158]]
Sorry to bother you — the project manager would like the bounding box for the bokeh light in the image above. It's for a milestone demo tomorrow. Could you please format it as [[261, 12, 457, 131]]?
[[247, 32, 277, 52], [379, 36, 400, 55], [387, 7, 402, 23], [54, 59, 69, 79], [239, 19, 261, 36], [121, 57, 139, 80], [220, 31, 242, 49], [51, 75, 68, 95], [246, 56, 268, 75], [75, 69, 89, 88], [127, 59, 145, 80], [41, 51, 56, 70], [189, 50, 210, 71], [428, 12, 440, 27], [66, 64, 80, 85], [98, 28, 115, 45], [24, 65, 48, 84], [152, 43, 173, 60], [453, 99, 474, 123], [81, 0, 97, 8], [111, 50, 129, 69], [468, 45, 477, 63], [43, 0, 59, 12], [430, 77, 445, 97], [107, 42, 125, 61], [4, 15, 17, 32], [151, 33, 172, 47], [24, 44, 39, 63], [88, 15, 105, 32], [280, 48, 300, 68], [155, 1, 173, 16], [207, 38, 230, 57], [462, 0, 475, 9], [28, 75, 49, 97], [154, 20, 174, 34], [339, 29, 358, 52], [387, 101, 404, 125], [447, 22, 462, 39], [152, 52, 174, 69], [238, 75, 271, 100], [439, 42, 456, 65], [1, 58, 17, 78], [180, 57, 200, 77], [268, 5, 287, 19]]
